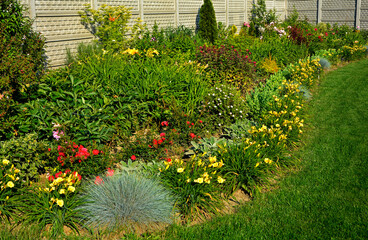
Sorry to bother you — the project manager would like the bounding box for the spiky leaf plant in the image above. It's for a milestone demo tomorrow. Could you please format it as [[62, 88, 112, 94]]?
[[79, 172, 175, 231]]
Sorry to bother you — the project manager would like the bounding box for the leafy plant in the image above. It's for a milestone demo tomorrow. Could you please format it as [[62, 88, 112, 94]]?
[[222, 119, 256, 140], [250, 0, 278, 36], [198, 0, 218, 43], [79, 172, 174, 231], [185, 136, 232, 157], [79, 4, 144, 52], [0, 133, 49, 184]]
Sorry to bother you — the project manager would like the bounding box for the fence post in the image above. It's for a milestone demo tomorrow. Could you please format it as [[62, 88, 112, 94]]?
[[175, 0, 179, 27], [355, 0, 361, 29], [29, 0, 36, 29], [225, 0, 229, 26], [317, 0, 322, 24], [284, 0, 288, 20], [91, 0, 97, 9], [139, 0, 144, 22]]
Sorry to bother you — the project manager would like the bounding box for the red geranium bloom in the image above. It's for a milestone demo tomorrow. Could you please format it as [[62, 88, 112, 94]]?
[[161, 121, 169, 126], [186, 121, 190, 125], [48, 175, 54, 182], [189, 133, 196, 139], [95, 176, 103, 185], [106, 168, 114, 176], [160, 132, 166, 137], [158, 139, 163, 145], [65, 169, 71, 174], [131, 155, 136, 161], [55, 171, 63, 178], [199, 120, 203, 123], [48, 148, 51, 151], [92, 149, 99, 155]]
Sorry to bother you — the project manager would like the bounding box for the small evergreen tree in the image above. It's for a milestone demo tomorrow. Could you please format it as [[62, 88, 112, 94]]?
[[198, 0, 218, 43]]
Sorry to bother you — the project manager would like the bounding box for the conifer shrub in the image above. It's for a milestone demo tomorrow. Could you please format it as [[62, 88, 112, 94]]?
[[198, 0, 218, 43]]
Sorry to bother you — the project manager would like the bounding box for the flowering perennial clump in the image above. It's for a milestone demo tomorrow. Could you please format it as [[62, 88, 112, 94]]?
[[42, 170, 82, 208]]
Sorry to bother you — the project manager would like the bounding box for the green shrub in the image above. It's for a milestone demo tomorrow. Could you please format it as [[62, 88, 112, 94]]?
[[0, 134, 49, 184], [0, 0, 45, 139], [198, 0, 218, 43], [195, 45, 257, 91], [79, 172, 174, 230], [250, 0, 278, 36], [79, 4, 144, 52]]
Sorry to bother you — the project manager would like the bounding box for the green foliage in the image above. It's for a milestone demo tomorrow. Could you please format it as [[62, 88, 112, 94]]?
[[246, 72, 285, 120], [198, 0, 218, 43], [0, 134, 49, 184], [318, 57, 331, 69], [195, 45, 257, 92], [250, 0, 278, 36], [21, 171, 85, 238], [0, 0, 45, 139], [217, 140, 275, 194], [0, 159, 23, 222], [79, 172, 174, 230], [159, 155, 226, 221], [185, 136, 233, 157], [199, 84, 248, 129], [222, 119, 256, 140], [79, 4, 144, 52]]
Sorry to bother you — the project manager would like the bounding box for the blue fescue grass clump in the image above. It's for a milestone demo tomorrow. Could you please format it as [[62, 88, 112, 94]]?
[[318, 57, 331, 69], [79, 172, 175, 230]]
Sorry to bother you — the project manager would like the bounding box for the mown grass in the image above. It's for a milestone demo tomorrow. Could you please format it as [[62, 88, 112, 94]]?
[[155, 59, 368, 239]]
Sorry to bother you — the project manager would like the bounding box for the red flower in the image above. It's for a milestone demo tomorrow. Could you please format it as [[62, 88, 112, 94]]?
[[153, 139, 158, 146], [106, 168, 114, 176], [131, 155, 136, 161], [48, 148, 51, 151], [199, 120, 203, 123], [148, 145, 152, 148], [92, 149, 99, 155], [65, 169, 71, 174], [325, 32, 328, 36], [189, 133, 196, 139], [48, 175, 54, 182], [167, 158, 172, 162], [158, 139, 163, 145], [161, 121, 169, 126], [59, 152, 66, 157], [314, 28, 317, 31], [160, 132, 166, 137], [55, 171, 63, 178], [95, 176, 103, 185], [191, 122, 194, 126], [57, 145, 62, 151], [186, 121, 191, 125]]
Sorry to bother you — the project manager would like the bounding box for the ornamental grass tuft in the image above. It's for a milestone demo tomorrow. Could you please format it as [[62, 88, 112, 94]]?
[[79, 172, 175, 231]]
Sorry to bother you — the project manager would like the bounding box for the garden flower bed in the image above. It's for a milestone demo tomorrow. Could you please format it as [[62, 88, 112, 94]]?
[[1, 0, 367, 238]]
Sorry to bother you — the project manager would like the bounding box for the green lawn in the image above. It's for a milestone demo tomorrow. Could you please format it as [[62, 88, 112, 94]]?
[[159, 59, 368, 239]]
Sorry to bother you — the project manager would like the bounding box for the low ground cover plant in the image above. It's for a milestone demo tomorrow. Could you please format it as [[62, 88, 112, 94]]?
[[1, 0, 367, 237]]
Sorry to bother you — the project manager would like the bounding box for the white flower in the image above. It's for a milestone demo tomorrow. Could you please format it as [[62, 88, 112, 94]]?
[[219, 113, 221, 116]]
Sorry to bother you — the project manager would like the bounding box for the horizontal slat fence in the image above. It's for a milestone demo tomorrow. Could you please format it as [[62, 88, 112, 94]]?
[[19, 0, 367, 68]]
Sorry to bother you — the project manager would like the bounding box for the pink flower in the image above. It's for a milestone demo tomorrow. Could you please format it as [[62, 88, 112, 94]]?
[[92, 149, 99, 155], [53, 130, 64, 140], [131, 155, 136, 161], [95, 176, 103, 185], [106, 168, 114, 176]]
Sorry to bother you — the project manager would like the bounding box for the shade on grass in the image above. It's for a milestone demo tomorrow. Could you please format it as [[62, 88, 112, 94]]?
[[162, 59, 368, 239]]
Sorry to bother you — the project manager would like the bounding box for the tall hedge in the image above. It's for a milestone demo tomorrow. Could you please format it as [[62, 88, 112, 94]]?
[[198, 0, 218, 43]]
